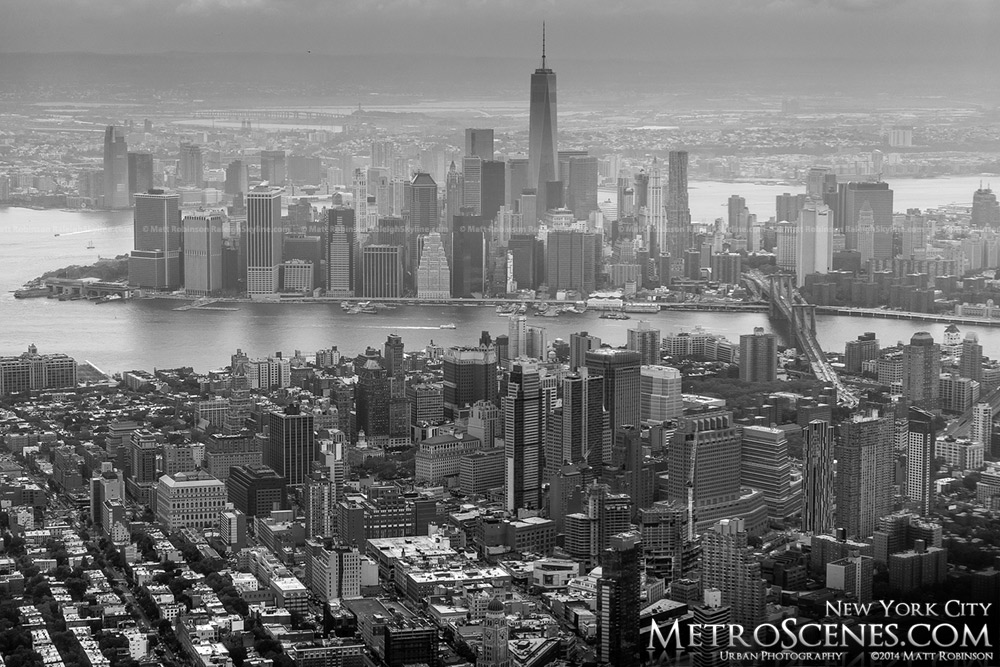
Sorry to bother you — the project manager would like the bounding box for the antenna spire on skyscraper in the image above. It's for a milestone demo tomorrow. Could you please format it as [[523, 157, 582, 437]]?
[[542, 22, 546, 69]]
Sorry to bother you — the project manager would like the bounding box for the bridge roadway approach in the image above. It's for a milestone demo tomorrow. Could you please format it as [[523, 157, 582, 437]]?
[[744, 270, 859, 408]]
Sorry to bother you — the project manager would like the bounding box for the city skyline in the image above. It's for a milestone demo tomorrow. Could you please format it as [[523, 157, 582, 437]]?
[[1, 7, 1000, 667]]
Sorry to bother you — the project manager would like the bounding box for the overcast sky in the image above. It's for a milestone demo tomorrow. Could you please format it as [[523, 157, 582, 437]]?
[[2, 0, 997, 68]]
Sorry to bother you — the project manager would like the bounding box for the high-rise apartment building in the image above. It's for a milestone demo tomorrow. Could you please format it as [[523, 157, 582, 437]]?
[[702, 518, 766, 629], [505, 361, 543, 511], [739, 327, 777, 382], [902, 332, 941, 411], [103, 125, 129, 209], [585, 348, 641, 434], [246, 186, 283, 295], [836, 414, 894, 539], [802, 420, 835, 534], [906, 408, 935, 516], [528, 27, 558, 217], [971, 402, 992, 449], [960, 332, 983, 381], [845, 333, 880, 374]]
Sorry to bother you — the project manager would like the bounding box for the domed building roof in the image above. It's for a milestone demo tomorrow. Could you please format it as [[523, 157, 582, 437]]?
[[487, 597, 504, 613]]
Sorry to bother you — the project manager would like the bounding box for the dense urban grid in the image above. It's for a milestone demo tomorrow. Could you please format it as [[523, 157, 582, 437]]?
[[2, 26, 1000, 667]]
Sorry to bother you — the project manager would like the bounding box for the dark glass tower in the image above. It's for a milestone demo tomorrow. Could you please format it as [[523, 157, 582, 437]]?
[[528, 24, 557, 220], [598, 532, 642, 667]]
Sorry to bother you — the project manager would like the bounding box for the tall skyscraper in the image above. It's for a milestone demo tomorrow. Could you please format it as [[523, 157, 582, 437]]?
[[597, 532, 642, 667], [665, 150, 691, 260], [902, 332, 941, 411], [127, 152, 154, 205], [465, 128, 495, 160], [564, 155, 599, 220], [545, 230, 596, 297], [451, 214, 487, 298], [480, 598, 510, 667], [179, 143, 204, 188], [409, 172, 439, 282], [802, 420, 835, 534], [416, 232, 451, 299], [327, 207, 356, 297], [626, 321, 660, 365], [569, 331, 601, 371], [182, 212, 224, 296], [481, 160, 506, 224], [739, 327, 777, 382], [796, 200, 833, 287], [260, 150, 286, 186], [840, 180, 893, 253], [836, 414, 894, 539], [225, 160, 249, 196], [971, 185, 1000, 228], [740, 425, 795, 521], [585, 348, 641, 433], [264, 405, 315, 486], [442, 346, 498, 418], [639, 500, 697, 584], [359, 245, 404, 298], [645, 163, 666, 259], [103, 125, 129, 209], [129, 191, 181, 290], [640, 365, 682, 423], [246, 186, 283, 295], [528, 25, 558, 218], [667, 410, 743, 529], [505, 361, 542, 511], [906, 407, 935, 516], [461, 156, 483, 215], [727, 195, 746, 235], [546, 371, 607, 476], [702, 518, 766, 629]]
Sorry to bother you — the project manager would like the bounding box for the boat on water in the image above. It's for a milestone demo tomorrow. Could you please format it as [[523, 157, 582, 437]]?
[[14, 287, 49, 299], [439, 323, 457, 329], [94, 294, 124, 304], [599, 311, 631, 320], [541, 310, 560, 318], [87, 240, 95, 249]]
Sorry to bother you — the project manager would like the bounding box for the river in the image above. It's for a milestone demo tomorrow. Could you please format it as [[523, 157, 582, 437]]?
[[0, 175, 996, 374]]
